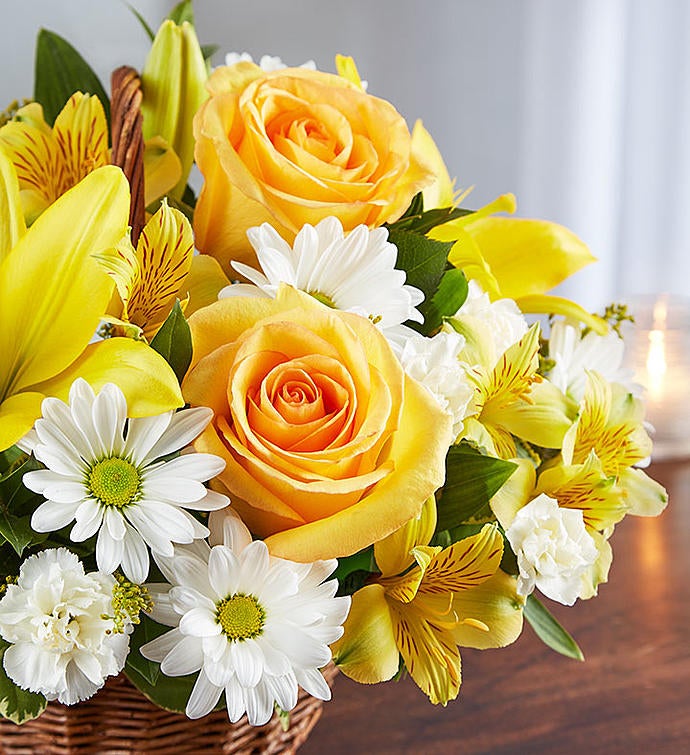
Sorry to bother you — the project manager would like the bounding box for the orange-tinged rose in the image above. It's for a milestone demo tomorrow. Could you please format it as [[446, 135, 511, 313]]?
[[183, 286, 452, 562], [193, 63, 434, 272]]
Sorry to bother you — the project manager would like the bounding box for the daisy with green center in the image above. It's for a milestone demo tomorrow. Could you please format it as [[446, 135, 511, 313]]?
[[219, 217, 423, 330], [141, 509, 351, 726], [23, 379, 229, 584]]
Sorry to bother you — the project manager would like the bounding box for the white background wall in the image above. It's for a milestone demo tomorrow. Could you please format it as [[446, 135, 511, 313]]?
[[3, 1, 689, 312]]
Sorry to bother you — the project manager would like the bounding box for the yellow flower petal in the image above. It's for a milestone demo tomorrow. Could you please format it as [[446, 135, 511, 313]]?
[[95, 201, 195, 338], [452, 570, 525, 649], [31, 337, 183, 417], [578, 528, 613, 600], [619, 467, 668, 517], [0, 148, 25, 260], [389, 601, 461, 705], [0, 391, 45, 450], [331, 584, 400, 685], [374, 495, 437, 578], [335, 54, 366, 90], [0, 166, 128, 398], [489, 458, 536, 529], [460, 216, 596, 300], [181, 254, 230, 317], [516, 294, 608, 335], [143, 136, 182, 206], [410, 120, 456, 210]]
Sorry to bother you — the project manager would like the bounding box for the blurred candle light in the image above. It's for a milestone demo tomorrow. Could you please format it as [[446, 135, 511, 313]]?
[[626, 294, 690, 460]]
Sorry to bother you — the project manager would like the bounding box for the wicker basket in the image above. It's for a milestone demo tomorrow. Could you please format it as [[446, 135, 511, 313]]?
[[0, 665, 337, 754]]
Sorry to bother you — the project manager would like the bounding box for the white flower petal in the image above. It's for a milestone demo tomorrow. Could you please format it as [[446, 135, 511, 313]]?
[[59, 662, 102, 705], [140, 627, 184, 662], [96, 526, 124, 574], [160, 635, 205, 676], [124, 412, 172, 465], [208, 546, 240, 599], [184, 489, 229, 512], [142, 476, 208, 504], [144, 407, 213, 463], [186, 669, 223, 719], [243, 680, 274, 726], [70, 500, 104, 542], [295, 667, 332, 701], [90, 383, 127, 456], [148, 453, 225, 483], [224, 676, 247, 723], [179, 607, 222, 638], [127, 502, 197, 547], [30, 499, 81, 533], [120, 524, 150, 583], [229, 638, 264, 688]]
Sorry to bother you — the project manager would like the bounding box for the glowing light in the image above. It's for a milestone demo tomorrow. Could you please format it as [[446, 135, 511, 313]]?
[[646, 298, 668, 402]]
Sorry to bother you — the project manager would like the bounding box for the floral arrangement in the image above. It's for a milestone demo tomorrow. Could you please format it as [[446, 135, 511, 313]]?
[[0, 1, 667, 733]]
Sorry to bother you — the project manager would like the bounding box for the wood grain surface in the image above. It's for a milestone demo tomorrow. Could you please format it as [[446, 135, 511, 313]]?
[[303, 461, 690, 755]]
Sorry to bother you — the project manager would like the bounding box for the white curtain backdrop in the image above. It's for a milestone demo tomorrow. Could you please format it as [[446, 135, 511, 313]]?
[[2, 1, 689, 311]]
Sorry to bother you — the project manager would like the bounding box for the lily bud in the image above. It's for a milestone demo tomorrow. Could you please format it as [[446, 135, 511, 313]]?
[[141, 19, 207, 199]]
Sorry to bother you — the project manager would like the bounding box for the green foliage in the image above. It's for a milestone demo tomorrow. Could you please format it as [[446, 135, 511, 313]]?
[[524, 594, 584, 661], [168, 0, 195, 26], [389, 229, 452, 333], [150, 301, 193, 383], [435, 443, 517, 532], [387, 192, 474, 235], [33, 30, 110, 126], [0, 451, 47, 557], [334, 548, 377, 597], [127, 4, 155, 41], [0, 640, 47, 724], [419, 267, 468, 333]]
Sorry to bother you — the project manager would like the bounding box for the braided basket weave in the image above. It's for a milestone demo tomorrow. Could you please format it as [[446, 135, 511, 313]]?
[[0, 665, 336, 754]]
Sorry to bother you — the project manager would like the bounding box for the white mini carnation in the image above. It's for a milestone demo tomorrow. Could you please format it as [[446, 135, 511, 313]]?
[[0, 548, 129, 704], [455, 280, 528, 359], [23, 379, 229, 584], [505, 494, 599, 606], [219, 217, 423, 331], [388, 325, 475, 438], [225, 52, 316, 71], [548, 320, 641, 402], [141, 509, 351, 726]]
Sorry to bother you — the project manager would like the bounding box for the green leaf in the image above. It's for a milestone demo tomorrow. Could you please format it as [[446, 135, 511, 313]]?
[[168, 0, 195, 25], [524, 594, 584, 661], [127, 4, 155, 41], [436, 443, 517, 531], [0, 640, 47, 724], [0, 454, 43, 520], [0, 513, 45, 557], [389, 229, 452, 331], [201, 44, 219, 63], [149, 301, 192, 383], [387, 192, 475, 235], [125, 614, 170, 686], [333, 548, 376, 584], [419, 267, 468, 333], [33, 29, 110, 126]]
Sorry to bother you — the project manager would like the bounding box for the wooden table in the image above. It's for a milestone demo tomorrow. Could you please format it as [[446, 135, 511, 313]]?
[[303, 461, 690, 754]]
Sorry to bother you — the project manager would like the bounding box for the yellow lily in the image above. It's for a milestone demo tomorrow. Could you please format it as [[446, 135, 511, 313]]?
[[141, 18, 208, 199], [562, 371, 668, 517], [0, 155, 183, 451], [454, 322, 573, 458], [415, 134, 606, 334], [332, 498, 523, 705], [0, 94, 182, 226]]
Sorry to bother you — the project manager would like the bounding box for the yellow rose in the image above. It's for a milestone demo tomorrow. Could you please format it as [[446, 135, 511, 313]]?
[[193, 63, 434, 272], [183, 286, 452, 562]]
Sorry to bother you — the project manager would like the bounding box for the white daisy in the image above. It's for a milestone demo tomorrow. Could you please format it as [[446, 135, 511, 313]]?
[[219, 217, 424, 331], [0, 548, 129, 705], [141, 509, 351, 726], [23, 379, 229, 584], [547, 320, 641, 403], [387, 324, 475, 439], [225, 51, 317, 71]]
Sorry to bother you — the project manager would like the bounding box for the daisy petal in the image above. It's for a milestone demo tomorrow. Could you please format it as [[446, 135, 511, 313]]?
[[30, 499, 80, 532], [144, 407, 213, 462], [186, 669, 223, 719], [96, 526, 124, 574], [70, 499, 104, 542], [121, 524, 149, 583]]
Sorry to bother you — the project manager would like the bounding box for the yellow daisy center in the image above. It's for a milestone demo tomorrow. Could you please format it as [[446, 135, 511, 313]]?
[[216, 593, 266, 641], [88, 458, 141, 509]]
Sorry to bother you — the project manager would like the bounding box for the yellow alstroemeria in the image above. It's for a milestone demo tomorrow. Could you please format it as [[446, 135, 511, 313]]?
[[95, 199, 229, 340], [0, 95, 109, 225], [0, 156, 183, 451], [455, 322, 573, 458], [0, 94, 182, 226], [332, 499, 523, 705], [562, 371, 668, 517], [141, 18, 208, 199]]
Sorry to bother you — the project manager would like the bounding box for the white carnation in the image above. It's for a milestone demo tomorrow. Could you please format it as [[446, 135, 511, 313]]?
[[0, 548, 129, 704], [455, 280, 528, 359], [388, 325, 475, 438], [505, 494, 598, 606]]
